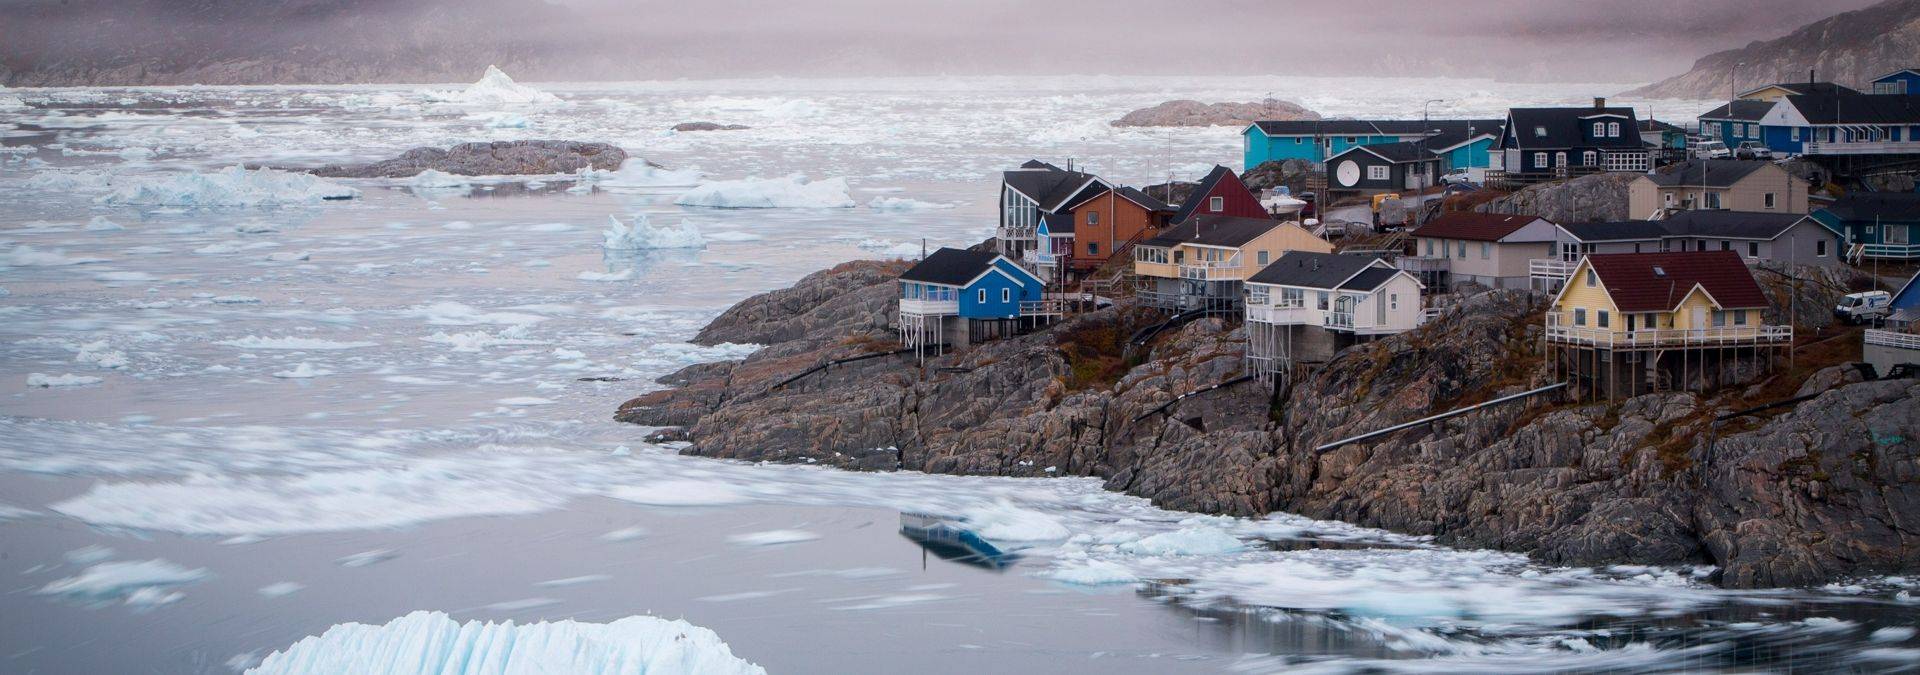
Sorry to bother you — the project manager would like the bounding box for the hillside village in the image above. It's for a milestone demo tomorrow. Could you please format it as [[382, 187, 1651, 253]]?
[[623, 70, 1920, 588]]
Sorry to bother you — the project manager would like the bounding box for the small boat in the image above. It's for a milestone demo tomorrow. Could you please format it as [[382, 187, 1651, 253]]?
[[898, 512, 1019, 570]]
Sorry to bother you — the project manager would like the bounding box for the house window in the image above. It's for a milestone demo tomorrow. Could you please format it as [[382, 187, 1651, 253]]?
[[1390, 293, 1399, 310], [1734, 310, 1748, 325], [1721, 241, 1731, 250], [1585, 269, 1597, 287], [1424, 239, 1434, 256], [1574, 308, 1588, 326], [1457, 241, 1467, 258], [1345, 137, 1357, 144], [1533, 152, 1548, 168], [1480, 242, 1491, 259], [1791, 127, 1802, 141], [1593, 122, 1605, 136], [977, 289, 987, 303], [1316, 291, 1329, 310], [1664, 192, 1675, 206], [1001, 288, 1011, 302], [1294, 138, 1303, 144], [1087, 242, 1099, 255], [1705, 192, 1722, 209], [1534, 126, 1548, 137], [1583, 151, 1597, 166], [1257, 250, 1269, 265], [1764, 193, 1777, 209], [1748, 242, 1759, 257], [1608, 122, 1621, 137], [1367, 165, 1389, 180], [1555, 152, 1567, 168], [1282, 288, 1303, 306], [1817, 239, 1828, 257], [1208, 196, 1224, 212], [1598, 310, 1610, 328], [1087, 211, 1099, 225], [1712, 310, 1727, 327], [1747, 123, 1757, 138]]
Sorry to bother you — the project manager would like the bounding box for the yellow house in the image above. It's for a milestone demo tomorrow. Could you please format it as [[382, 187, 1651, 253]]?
[[1133, 215, 1333, 311], [1736, 81, 1858, 102], [1546, 250, 1791, 396]]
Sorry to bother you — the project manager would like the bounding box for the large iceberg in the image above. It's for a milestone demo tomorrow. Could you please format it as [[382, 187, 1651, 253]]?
[[425, 66, 563, 107], [97, 165, 359, 207], [602, 214, 705, 250], [674, 175, 855, 209], [247, 610, 765, 675]]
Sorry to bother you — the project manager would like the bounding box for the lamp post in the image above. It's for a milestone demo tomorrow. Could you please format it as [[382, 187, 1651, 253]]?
[[1415, 100, 1444, 227]]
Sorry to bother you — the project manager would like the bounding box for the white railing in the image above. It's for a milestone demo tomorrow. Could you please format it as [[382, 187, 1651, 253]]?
[[996, 226, 1037, 241], [1529, 258, 1577, 280], [1020, 299, 1067, 317], [1137, 289, 1183, 308], [1544, 313, 1792, 349], [1802, 140, 1920, 155], [899, 298, 959, 316], [1246, 302, 1315, 325], [1396, 256, 1449, 272], [1178, 257, 1245, 280], [1325, 311, 1355, 329], [1865, 328, 1920, 350], [1858, 243, 1920, 260]]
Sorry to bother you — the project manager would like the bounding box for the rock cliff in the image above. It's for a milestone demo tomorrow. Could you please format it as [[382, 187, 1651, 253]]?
[[620, 255, 1920, 588], [1624, 0, 1920, 99]]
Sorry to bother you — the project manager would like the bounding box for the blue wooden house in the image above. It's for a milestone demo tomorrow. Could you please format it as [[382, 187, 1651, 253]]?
[[1810, 192, 1920, 262], [1242, 119, 1501, 174], [1872, 69, 1920, 96], [1753, 93, 1920, 155], [897, 247, 1058, 355]]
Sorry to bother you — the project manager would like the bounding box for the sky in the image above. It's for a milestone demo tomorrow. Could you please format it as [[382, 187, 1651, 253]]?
[[0, 0, 1891, 83]]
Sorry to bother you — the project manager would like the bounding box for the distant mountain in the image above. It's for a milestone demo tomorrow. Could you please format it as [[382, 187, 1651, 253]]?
[[1624, 0, 1920, 99]]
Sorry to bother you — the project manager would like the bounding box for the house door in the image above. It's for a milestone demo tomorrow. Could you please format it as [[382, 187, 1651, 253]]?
[[1690, 307, 1706, 334]]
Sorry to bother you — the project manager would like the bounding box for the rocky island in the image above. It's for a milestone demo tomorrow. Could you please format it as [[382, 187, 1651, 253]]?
[[310, 140, 628, 178], [1112, 98, 1320, 127], [621, 249, 1919, 589]]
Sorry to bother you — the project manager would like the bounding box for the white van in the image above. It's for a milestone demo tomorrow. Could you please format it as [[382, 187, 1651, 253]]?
[[1835, 291, 1892, 324], [1694, 140, 1730, 159]]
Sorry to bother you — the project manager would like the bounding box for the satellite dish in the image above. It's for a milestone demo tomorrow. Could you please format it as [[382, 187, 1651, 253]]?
[[1336, 160, 1361, 186]]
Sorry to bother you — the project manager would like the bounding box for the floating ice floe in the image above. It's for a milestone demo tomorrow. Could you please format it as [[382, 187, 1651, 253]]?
[[467, 111, 531, 129], [962, 502, 1071, 543], [1043, 559, 1139, 586], [85, 216, 124, 231], [601, 214, 706, 250], [855, 238, 925, 259], [1118, 526, 1246, 556], [75, 341, 129, 369], [867, 196, 954, 210], [728, 529, 822, 546], [258, 582, 305, 598], [28, 373, 103, 387], [38, 558, 207, 608], [423, 65, 563, 107], [674, 175, 855, 209], [1, 245, 109, 268], [609, 479, 749, 507], [218, 336, 377, 350], [571, 158, 704, 191], [271, 362, 331, 379], [576, 269, 635, 282], [246, 610, 765, 675], [0, 85, 25, 110], [96, 165, 359, 207]]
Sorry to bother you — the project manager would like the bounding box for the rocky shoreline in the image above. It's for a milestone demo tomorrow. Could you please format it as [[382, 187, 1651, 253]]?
[[619, 251, 1919, 589]]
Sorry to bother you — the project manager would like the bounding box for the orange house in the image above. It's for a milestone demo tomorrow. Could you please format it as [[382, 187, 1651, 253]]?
[[1064, 186, 1175, 272]]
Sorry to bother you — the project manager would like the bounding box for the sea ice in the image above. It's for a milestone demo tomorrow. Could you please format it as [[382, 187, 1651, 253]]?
[[258, 582, 305, 598], [28, 373, 103, 387], [608, 480, 749, 507], [97, 165, 359, 207], [1043, 560, 1139, 586], [423, 65, 564, 107], [218, 336, 378, 350], [601, 214, 706, 250], [246, 610, 765, 675], [408, 169, 472, 192], [38, 558, 207, 605], [535, 574, 612, 587], [854, 238, 925, 259], [674, 175, 856, 209], [1119, 526, 1246, 556], [576, 269, 635, 282], [573, 158, 703, 190], [727, 529, 821, 546], [495, 397, 555, 406], [86, 215, 124, 231], [867, 196, 954, 210], [272, 362, 331, 379], [962, 502, 1071, 542], [1, 245, 108, 267]]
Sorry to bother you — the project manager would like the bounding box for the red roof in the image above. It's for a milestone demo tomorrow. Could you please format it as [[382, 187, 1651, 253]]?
[[1585, 251, 1769, 313], [1410, 212, 1548, 242]]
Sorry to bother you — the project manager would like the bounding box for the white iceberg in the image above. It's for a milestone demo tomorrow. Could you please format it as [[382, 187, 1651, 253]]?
[[601, 214, 706, 250], [246, 610, 765, 675], [425, 65, 563, 107], [572, 158, 704, 191], [867, 196, 954, 210], [855, 238, 926, 259], [97, 165, 359, 207], [1044, 560, 1139, 586], [85, 216, 124, 231], [674, 175, 855, 209], [407, 169, 472, 192], [28, 373, 103, 387]]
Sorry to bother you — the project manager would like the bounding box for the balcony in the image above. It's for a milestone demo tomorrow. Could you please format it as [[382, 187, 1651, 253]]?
[[1544, 312, 1792, 350], [1324, 311, 1355, 330], [1848, 242, 1920, 261], [996, 226, 1037, 242], [1178, 257, 1245, 281], [1865, 328, 1920, 350], [1396, 256, 1449, 272], [1802, 140, 1920, 156], [1245, 300, 1314, 325], [899, 293, 959, 316], [1529, 258, 1577, 280]]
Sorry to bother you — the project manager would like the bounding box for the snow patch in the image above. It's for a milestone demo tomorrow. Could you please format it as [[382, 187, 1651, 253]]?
[[674, 175, 855, 209], [246, 610, 764, 675]]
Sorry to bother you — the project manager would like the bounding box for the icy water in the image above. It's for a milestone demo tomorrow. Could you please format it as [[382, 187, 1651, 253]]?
[[2, 76, 1916, 673]]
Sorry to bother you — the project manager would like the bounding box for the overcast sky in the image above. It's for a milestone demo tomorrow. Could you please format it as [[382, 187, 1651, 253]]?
[[1, 0, 1889, 82]]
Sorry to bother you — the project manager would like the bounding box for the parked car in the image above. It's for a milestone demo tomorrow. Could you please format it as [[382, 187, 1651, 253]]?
[[1694, 140, 1730, 159], [1835, 291, 1892, 324], [1735, 141, 1774, 160], [1439, 168, 1474, 185]]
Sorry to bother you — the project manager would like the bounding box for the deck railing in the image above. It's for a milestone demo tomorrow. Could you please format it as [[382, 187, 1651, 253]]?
[[1544, 312, 1791, 349], [1178, 257, 1245, 280], [1803, 140, 1920, 155], [1865, 328, 1920, 350], [1019, 299, 1067, 317], [1529, 258, 1577, 280], [1395, 256, 1449, 272], [1324, 311, 1355, 329]]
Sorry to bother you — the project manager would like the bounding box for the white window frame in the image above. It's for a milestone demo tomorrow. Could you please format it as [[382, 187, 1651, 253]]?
[[977, 289, 987, 303], [1367, 165, 1389, 180], [1582, 150, 1598, 166], [1764, 193, 1776, 209], [1533, 152, 1547, 168], [1001, 288, 1011, 302], [1208, 196, 1224, 212], [1607, 121, 1621, 137], [1592, 122, 1605, 137]]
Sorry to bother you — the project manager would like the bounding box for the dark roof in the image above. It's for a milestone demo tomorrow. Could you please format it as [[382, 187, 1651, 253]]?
[[1337, 267, 1401, 291], [1331, 141, 1438, 163], [1698, 99, 1776, 122], [1247, 251, 1379, 288], [1251, 119, 1503, 143], [1171, 165, 1237, 224], [899, 247, 1001, 286], [1558, 221, 1672, 242], [1875, 69, 1920, 82], [1505, 107, 1643, 149], [1741, 81, 1860, 98], [1819, 191, 1920, 221], [1659, 210, 1810, 239], [1143, 214, 1278, 248], [1003, 162, 1105, 212], [1784, 93, 1920, 125], [1585, 251, 1768, 312], [1410, 213, 1548, 242], [1642, 159, 1772, 188], [1041, 210, 1074, 235], [1640, 119, 1685, 134], [1082, 185, 1174, 213]]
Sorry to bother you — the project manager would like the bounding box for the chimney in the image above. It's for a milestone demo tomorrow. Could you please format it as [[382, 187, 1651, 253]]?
[[1593, 97, 1606, 111]]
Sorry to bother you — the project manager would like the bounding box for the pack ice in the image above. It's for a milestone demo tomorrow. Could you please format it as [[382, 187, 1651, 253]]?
[[247, 610, 765, 675], [96, 165, 359, 207], [674, 175, 855, 209]]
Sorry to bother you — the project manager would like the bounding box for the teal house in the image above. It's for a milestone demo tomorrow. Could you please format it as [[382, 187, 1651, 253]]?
[[1810, 192, 1920, 261], [1243, 119, 1502, 176]]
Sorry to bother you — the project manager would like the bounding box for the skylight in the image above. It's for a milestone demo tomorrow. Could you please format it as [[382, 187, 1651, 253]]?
[[1652, 266, 1666, 277]]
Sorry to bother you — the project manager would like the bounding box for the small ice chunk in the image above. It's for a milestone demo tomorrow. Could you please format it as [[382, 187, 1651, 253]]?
[[1044, 560, 1139, 586], [218, 336, 376, 350], [1120, 527, 1245, 556], [1871, 627, 1917, 642], [28, 373, 103, 387], [727, 529, 820, 546], [86, 216, 124, 231], [535, 574, 611, 588], [266, 251, 311, 262], [962, 502, 1071, 542], [495, 396, 554, 406], [38, 558, 207, 604], [258, 582, 305, 598], [272, 362, 331, 379], [867, 196, 954, 210], [600, 526, 647, 542], [608, 480, 748, 507], [601, 214, 705, 250], [423, 65, 564, 106], [576, 269, 635, 282], [336, 549, 396, 568], [674, 175, 855, 209], [65, 544, 117, 565]]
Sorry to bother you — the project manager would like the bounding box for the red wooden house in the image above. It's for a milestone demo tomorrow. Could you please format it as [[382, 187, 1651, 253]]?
[[1171, 165, 1271, 225]]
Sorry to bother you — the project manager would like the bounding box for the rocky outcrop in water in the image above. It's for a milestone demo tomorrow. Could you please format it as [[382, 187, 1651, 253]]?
[[309, 141, 627, 178], [620, 253, 1920, 588], [1623, 0, 1920, 99], [1475, 172, 1637, 222], [1112, 99, 1320, 128]]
